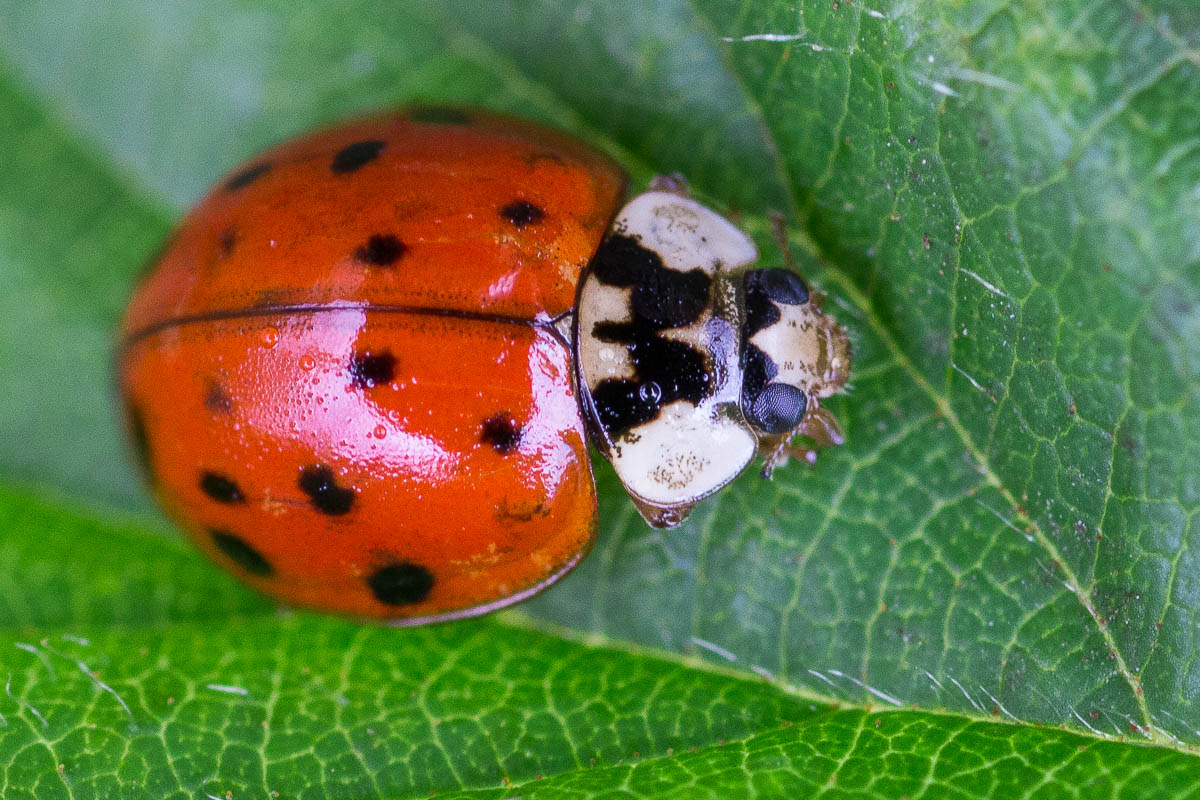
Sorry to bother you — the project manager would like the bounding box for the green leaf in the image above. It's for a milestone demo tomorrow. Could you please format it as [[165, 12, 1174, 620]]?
[[3, 486, 1198, 798], [2, 0, 1199, 795]]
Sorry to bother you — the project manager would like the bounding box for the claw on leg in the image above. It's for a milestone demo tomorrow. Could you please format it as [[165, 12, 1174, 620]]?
[[759, 437, 789, 479], [797, 406, 844, 448]]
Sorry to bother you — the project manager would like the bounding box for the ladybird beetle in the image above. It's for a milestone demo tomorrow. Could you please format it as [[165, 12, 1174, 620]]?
[[118, 108, 851, 623]]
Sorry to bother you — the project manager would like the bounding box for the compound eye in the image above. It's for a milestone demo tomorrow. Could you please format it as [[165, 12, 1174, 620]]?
[[746, 383, 807, 435]]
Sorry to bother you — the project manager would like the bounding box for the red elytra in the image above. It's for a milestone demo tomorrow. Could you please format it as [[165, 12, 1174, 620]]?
[[119, 109, 627, 623]]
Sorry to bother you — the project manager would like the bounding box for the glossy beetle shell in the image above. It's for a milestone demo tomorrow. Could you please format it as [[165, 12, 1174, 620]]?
[[119, 109, 626, 622]]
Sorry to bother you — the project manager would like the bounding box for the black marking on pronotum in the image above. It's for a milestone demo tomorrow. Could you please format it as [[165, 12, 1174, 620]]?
[[331, 140, 385, 174], [590, 233, 659, 287], [407, 107, 471, 125], [747, 268, 809, 305], [224, 162, 273, 191], [743, 278, 781, 338], [353, 233, 407, 267], [298, 464, 355, 515], [349, 350, 397, 389], [480, 413, 523, 454], [632, 265, 710, 329], [591, 337, 712, 437], [583, 232, 717, 437], [210, 529, 274, 577], [200, 471, 245, 504], [500, 200, 545, 228], [591, 233, 710, 329], [741, 344, 776, 402], [589, 321, 639, 343], [368, 561, 435, 605], [740, 344, 806, 434], [744, 268, 808, 338]]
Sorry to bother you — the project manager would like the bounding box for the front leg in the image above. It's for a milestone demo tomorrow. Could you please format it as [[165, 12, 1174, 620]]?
[[758, 403, 845, 478]]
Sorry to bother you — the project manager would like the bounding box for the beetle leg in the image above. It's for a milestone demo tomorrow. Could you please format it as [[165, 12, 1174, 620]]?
[[760, 405, 845, 477], [769, 212, 798, 273], [782, 407, 844, 463], [795, 406, 844, 448], [759, 436, 790, 478]]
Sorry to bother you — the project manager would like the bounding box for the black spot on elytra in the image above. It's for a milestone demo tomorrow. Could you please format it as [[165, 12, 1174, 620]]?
[[205, 380, 233, 413], [126, 404, 155, 482], [217, 227, 238, 259], [210, 529, 274, 577], [353, 233, 407, 266], [408, 107, 471, 125], [299, 464, 355, 515], [224, 162, 272, 191], [349, 350, 396, 389], [525, 151, 567, 168], [480, 413, 522, 454], [331, 140, 385, 174], [500, 200, 545, 228], [200, 471, 245, 504], [368, 562, 434, 606]]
